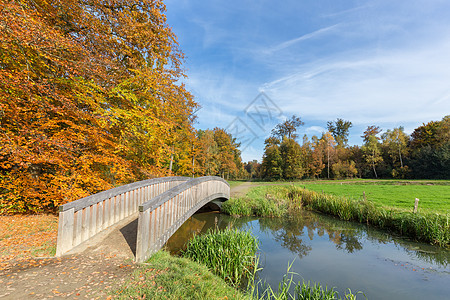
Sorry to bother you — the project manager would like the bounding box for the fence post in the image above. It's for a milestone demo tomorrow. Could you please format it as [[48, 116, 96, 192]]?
[[56, 207, 75, 257], [413, 198, 419, 213]]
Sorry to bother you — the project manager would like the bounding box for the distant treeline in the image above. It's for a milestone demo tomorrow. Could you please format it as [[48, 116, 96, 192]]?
[[244, 115, 449, 180]]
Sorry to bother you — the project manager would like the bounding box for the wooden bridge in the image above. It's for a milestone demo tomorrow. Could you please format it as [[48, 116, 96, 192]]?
[[56, 176, 229, 262]]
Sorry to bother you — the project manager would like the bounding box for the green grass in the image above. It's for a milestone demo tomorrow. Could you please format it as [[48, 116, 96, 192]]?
[[114, 250, 248, 299], [182, 228, 259, 287], [228, 180, 248, 188], [296, 182, 450, 214], [222, 185, 300, 218]]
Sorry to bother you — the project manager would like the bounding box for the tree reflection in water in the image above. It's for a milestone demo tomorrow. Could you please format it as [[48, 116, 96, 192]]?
[[167, 210, 449, 267]]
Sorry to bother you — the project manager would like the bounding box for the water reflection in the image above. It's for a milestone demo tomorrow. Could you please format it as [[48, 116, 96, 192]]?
[[167, 210, 449, 268], [166, 210, 450, 300]]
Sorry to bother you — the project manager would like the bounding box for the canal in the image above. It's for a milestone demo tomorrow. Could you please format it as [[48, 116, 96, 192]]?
[[166, 210, 450, 300]]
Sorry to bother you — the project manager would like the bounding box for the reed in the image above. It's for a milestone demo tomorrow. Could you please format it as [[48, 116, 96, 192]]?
[[254, 261, 362, 300], [182, 228, 259, 287], [222, 195, 286, 217], [285, 186, 450, 247]]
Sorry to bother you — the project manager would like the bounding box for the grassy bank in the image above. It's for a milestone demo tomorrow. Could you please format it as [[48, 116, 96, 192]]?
[[296, 181, 450, 214], [223, 185, 449, 247], [114, 250, 248, 299]]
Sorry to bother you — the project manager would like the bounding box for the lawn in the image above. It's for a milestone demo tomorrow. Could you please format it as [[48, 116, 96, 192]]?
[[295, 180, 450, 215]]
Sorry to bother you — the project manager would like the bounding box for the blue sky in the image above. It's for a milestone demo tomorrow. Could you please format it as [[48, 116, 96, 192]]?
[[165, 0, 450, 162]]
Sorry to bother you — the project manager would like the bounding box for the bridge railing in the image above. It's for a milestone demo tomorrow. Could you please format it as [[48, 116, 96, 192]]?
[[56, 176, 190, 256], [136, 176, 229, 262]]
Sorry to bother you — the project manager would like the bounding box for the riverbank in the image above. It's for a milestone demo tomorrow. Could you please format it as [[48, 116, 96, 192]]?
[[222, 184, 450, 247]]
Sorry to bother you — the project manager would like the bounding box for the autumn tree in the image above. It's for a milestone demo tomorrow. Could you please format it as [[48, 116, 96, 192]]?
[[321, 132, 336, 179], [362, 125, 382, 143], [271, 115, 304, 140], [244, 160, 261, 179], [310, 135, 326, 178], [0, 0, 198, 213]]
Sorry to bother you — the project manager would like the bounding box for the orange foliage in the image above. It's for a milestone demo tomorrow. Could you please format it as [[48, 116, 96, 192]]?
[[0, 0, 198, 213]]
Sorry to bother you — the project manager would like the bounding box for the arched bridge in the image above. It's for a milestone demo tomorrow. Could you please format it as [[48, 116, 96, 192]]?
[[56, 176, 229, 262]]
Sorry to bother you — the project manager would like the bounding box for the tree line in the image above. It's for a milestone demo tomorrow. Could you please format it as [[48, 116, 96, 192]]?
[[0, 0, 242, 213], [247, 115, 449, 180]]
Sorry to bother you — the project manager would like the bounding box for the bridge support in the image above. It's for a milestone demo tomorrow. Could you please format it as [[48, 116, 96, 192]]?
[[136, 176, 229, 263]]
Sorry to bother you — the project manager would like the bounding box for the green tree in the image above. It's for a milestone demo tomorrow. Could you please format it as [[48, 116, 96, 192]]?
[[382, 127, 409, 177], [261, 138, 283, 180], [409, 116, 450, 179], [362, 135, 383, 178], [332, 160, 358, 179], [280, 138, 304, 179], [327, 118, 353, 147]]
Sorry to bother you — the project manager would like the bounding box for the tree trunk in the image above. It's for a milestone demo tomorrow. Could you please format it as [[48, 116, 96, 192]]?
[[372, 149, 377, 178], [398, 146, 403, 168], [327, 145, 330, 179], [372, 161, 378, 178]]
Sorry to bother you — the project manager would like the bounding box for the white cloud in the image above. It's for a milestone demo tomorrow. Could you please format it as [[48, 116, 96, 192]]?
[[262, 39, 450, 125], [305, 126, 327, 134]]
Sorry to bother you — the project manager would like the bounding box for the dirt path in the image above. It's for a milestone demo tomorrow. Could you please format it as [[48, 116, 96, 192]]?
[[230, 181, 259, 197], [0, 182, 266, 299], [0, 216, 139, 299]]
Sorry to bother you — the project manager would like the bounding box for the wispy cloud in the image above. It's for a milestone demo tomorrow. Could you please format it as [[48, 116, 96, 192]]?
[[267, 24, 341, 54], [165, 0, 450, 160]]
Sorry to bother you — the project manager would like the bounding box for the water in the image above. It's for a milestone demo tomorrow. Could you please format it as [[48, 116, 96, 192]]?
[[166, 211, 450, 300]]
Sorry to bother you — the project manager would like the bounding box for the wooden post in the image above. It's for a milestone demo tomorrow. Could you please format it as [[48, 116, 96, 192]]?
[[363, 191, 366, 201], [136, 210, 149, 263], [413, 198, 419, 213], [56, 208, 75, 257]]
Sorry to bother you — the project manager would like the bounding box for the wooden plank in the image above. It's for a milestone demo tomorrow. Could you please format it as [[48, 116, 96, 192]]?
[[136, 210, 150, 263], [81, 207, 89, 242], [97, 202, 103, 233], [56, 208, 74, 256], [124, 193, 129, 218], [74, 210, 82, 247], [119, 193, 125, 220], [89, 204, 97, 238]]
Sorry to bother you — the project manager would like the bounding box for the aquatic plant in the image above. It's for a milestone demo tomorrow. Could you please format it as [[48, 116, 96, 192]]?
[[182, 228, 259, 287], [254, 261, 363, 300]]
